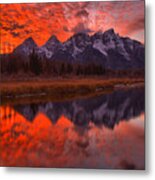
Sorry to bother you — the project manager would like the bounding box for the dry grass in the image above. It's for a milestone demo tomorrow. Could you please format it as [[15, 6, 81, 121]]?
[[0, 77, 144, 105]]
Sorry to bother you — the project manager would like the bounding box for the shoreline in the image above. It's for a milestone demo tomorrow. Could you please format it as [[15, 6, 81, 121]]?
[[0, 77, 144, 105]]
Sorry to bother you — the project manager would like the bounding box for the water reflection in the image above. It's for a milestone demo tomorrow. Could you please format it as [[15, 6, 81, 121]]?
[[13, 87, 144, 128], [0, 87, 145, 169]]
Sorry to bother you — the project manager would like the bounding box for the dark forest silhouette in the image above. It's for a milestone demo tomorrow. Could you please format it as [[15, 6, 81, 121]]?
[[0, 48, 107, 76], [0, 48, 144, 78]]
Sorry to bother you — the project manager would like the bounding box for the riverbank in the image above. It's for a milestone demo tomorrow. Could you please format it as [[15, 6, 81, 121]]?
[[0, 77, 144, 105]]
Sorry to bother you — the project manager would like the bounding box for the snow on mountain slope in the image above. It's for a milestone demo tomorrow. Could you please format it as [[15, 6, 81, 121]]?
[[10, 29, 145, 69]]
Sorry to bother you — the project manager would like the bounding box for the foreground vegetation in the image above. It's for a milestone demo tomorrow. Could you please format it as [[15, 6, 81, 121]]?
[[0, 77, 144, 105]]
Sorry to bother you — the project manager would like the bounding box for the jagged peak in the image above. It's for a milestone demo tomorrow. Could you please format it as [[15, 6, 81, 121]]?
[[102, 28, 119, 41], [70, 32, 91, 44], [13, 37, 37, 53], [46, 35, 60, 43], [104, 29, 120, 39], [91, 31, 103, 40], [23, 37, 37, 46], [94, 30, 103, 35], [64, 32, 90, 45], [104, 28, 115, 35], [74, 32, 90, 37]]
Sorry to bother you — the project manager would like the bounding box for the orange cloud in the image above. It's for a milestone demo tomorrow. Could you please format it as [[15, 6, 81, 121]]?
[[0, 1, 144, 54]]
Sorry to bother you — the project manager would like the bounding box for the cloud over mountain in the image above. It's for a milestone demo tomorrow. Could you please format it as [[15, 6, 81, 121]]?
[[0, 1, 144, 54]]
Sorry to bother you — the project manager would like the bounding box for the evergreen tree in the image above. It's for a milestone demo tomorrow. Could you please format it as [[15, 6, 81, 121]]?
[[29, 48, 42, 75]]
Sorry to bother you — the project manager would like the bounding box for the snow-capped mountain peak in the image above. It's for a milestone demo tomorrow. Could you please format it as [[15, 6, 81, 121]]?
[[10, 29, 144, 70]]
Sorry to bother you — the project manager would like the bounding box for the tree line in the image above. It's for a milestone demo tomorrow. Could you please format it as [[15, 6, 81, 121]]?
[[0, 49, 106, 76], [0, 49, 144, 78]]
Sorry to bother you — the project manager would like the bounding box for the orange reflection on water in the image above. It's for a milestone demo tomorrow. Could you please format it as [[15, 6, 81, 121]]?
[[0, 106, 144, 169]]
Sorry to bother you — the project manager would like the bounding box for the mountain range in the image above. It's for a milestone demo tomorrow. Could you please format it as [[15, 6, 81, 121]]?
[[2, 28, 145, 70]]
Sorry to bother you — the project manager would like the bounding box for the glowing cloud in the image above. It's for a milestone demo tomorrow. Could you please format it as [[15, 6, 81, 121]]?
[[0, 1, 144, 53]]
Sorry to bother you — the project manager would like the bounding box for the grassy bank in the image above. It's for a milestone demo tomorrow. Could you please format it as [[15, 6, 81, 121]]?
[[0, 77, 144, 105]]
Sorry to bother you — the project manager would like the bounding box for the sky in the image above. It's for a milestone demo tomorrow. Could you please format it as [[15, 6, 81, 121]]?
[[0, 0, 144, 54]]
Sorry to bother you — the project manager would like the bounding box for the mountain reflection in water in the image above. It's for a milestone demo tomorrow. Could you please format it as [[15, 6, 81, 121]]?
[[14, 87, 144, 128], [0, 87, 145, 169]]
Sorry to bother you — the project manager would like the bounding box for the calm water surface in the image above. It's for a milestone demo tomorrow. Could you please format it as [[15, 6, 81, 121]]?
[[0, 87, 145, 169]]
